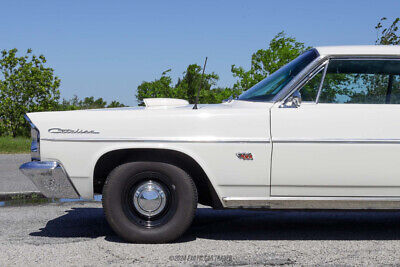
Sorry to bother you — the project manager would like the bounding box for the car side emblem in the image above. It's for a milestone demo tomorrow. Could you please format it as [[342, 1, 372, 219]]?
[[48, 128, 100, 134], [236, 153, 253, 160]]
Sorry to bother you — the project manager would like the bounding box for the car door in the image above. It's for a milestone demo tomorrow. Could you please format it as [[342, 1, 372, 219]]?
[[271, 57, 400, 197]]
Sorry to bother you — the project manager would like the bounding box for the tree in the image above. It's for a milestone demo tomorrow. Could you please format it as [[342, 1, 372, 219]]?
[[175, 64, 219, 104], [135, 65, 239, 105], [59, 95, 126, 110], [79, 96, 107, 109], [59, 95, 80, 110], [199, 87, 241, 104], [0, 49, 60, 137], [136, 69, 174, 106], [231, 32, 310, 92], [375, 17, 400, 45], [107, 101, 126, 108]]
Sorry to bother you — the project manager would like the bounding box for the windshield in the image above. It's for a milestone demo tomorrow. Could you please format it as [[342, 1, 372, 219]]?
[[238, 49, 319, 101]]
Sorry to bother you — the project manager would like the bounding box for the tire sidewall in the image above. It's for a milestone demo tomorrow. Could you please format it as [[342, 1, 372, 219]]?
[[103, 161, 197, 243]]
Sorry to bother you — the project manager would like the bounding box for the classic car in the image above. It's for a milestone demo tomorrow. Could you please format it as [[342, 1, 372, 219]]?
[[20, 45, 400, 243]]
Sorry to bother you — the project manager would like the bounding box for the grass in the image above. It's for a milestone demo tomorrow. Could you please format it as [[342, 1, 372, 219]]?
[[0, 136, 30, 154]]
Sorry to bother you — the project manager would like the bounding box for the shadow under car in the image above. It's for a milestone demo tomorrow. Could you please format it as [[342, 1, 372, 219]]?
[[29, 207, 400, 243]]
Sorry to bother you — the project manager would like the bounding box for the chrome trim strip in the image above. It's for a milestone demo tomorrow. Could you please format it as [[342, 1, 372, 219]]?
[[24, 114, 35, 129], [315, 61, 329, 104], [41, 137, 270, 143], [329, 56, 400, 60], [24, 114, 41, 161], [273, 138, 400, 144], [42, 138, 400, 144], [223, 196, 400, 209]]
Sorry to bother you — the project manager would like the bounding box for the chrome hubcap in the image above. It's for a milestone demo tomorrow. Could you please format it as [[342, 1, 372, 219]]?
[[133, 180, 167, 217]]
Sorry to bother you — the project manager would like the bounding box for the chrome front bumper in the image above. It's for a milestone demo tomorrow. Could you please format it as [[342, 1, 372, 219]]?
[[19, 161, 79, 199]]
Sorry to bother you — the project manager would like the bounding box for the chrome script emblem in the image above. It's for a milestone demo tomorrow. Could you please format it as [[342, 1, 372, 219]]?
[[236, 153, 253, 160], [48, 128, 100, 134]]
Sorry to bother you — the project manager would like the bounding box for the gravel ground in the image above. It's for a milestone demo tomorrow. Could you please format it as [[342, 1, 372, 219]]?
[[2, 201, 400, 266], [0, 154, 38, 194]]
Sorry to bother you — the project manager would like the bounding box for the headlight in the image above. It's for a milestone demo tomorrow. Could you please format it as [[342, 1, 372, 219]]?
[[25, 115, 40, 161]]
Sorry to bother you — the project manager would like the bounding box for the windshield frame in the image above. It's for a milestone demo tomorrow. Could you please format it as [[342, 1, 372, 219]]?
[[237, 48, 321, 103]]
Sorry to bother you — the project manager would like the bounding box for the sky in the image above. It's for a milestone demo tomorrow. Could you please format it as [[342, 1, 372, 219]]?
[[0, 0, 399, 106]]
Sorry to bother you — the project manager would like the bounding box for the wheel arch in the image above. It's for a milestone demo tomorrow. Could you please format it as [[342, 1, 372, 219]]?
[[93, 148, 223, 209]]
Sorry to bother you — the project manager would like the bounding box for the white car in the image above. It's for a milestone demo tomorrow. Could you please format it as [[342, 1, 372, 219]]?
[[20, 45, 400, 243]]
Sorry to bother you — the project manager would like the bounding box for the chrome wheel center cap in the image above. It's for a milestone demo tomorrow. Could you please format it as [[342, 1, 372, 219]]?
[[133, 181, 166, 217]]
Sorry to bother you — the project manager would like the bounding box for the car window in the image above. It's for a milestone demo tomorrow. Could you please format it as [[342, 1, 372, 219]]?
[[318, 59, 400, 104], [238, 49, 319, 101], [298, 67, 325, 102]]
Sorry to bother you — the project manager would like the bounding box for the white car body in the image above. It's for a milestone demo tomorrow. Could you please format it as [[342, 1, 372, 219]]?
[[21, 45, 400, 210], [26, 100, 273, 201]]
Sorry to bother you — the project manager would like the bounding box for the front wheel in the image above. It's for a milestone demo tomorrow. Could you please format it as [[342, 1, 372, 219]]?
[[102, 161, 198, 243]]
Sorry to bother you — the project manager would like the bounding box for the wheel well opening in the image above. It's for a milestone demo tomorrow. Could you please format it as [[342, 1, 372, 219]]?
[[93, 149, 222, 209]]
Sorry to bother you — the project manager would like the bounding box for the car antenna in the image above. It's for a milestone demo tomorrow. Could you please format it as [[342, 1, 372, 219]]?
[[193, 57, 208, 110]]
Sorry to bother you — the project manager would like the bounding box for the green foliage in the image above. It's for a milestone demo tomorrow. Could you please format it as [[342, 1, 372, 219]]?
[[107, 100, 126, 108], [231, 32, 311, 92], [376, 17, 400, 45], [176, 64, 219, 103], [199, 87, 241, 104], [136, 65, 241, 105], [59, 95, 126, 110], [136, 69, 175, 105], [79, 96, 107, 109], [0, 49, 61, 137]]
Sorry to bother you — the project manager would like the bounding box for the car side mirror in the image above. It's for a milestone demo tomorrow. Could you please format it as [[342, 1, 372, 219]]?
[[280, 90, 301, 108]]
